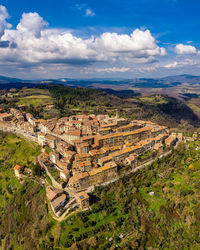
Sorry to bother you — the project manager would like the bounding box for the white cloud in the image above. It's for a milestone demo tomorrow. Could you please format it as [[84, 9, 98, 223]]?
[[164, 61, 179, 69], [163, 58, 198, 69], [174, 43, 197, 54], [17, 12, 48, 38], [95, 29, 166, 61], [0, 5, 12, 38], [96, 67, 130, 72], [75, 4, 86, 11], [0, 5, 169, 78], [137, 65, 158, 72], [0, 7, 166, 67], [75, 4, 95, 17], [85, 8, 95, 17], [97, 29, 165, 54]]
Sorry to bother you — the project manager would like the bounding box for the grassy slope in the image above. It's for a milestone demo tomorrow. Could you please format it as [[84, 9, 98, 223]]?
[[17, 88, 54, 107], [48, 86, 200, 128], [0, 132, 52, 249], [0, 132, 41, 210], [4, 85, 199, 129], [187, 97, 200, 118], [1, 135, 200, 249], [138, 95, 168, 105], [63, 141, 200, 249]]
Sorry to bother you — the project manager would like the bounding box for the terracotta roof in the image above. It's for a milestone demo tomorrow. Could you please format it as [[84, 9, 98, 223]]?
[[97, 126, 154, 141], [116, 123, 138, 130], [126, 156, 135, 162], [65, 130, 81, 136], [154, 133, 168, 140], [89, 149, 101, 156], [14, 164, 23, 170], [76, 191, 89, 201], [45, 134, 56, 140], [72, 120, 82, 124], [75, 115, 90, 119], [56, 160, 68, 170], [98, 155, 112, 163], [0, 112, 12, 117], [99, 127, 112, 131], [154, 143, 163, 150], [68, 172, 89, 183], [101, 123, 118, 128], [36, 119, 46, 123], [76, 142, 89, 148], [66, 150, 76, 156], [46, 186, 60, 201], [78, 161, 91, 167], [136, 138, 152, 147], [51, 194, 66, 208], [73, 140, 84, 144], [89, 162, 117, 176], [75, 153, 90, 159], [110, 150, 128, 158], [165, 135, 176, 144], [38, 132, 45, 137], [39, 152, 49, 159], [82, 136, 94, 141], [152, 126, 167, 132]]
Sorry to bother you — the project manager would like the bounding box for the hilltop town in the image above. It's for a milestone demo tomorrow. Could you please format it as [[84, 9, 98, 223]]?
[[0, 107, 181, 218]]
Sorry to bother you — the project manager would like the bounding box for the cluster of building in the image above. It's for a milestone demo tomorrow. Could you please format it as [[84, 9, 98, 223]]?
[[14, 164, 32, 178], [44, 186, 89, 216], [2, 108, 179, 216]]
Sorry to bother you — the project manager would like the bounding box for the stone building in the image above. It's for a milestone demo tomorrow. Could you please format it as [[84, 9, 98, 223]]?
[[75, 191, 90, 210], [37, 132, 47, 146], [46, 134, 57, 149], [95, 126, 154, 148], [49, 151, 59, 164], [26, 113, 35, 126], [124, 155, 137, 166], [89, 162, 118, 186], [67, 162, 118, 191], [46, 186, 67, 216], [0, 113, 12, 122], [165, 135, 177, 147], [56, 160, 69, 171], [63, 130, 81, 143], [153, 143, 163, 153], [60, 169, 70, 181], [14, 165, 23, 178], [67, 172, 89, 191]]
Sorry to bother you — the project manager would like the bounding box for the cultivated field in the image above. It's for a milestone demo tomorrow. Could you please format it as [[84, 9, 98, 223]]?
[[17, 88, 54, 107]]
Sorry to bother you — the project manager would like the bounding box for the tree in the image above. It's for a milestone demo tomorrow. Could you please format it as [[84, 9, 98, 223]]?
[[33, 164, 41, 176]]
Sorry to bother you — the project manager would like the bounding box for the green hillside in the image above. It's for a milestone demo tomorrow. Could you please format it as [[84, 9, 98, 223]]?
[[1, 131, 200, 249]]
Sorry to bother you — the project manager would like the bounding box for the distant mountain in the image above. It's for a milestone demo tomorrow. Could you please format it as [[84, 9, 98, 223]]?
[[160, 74, 200, 84], [0, 75, 52, 90], [0, 75, 24, 83], [58, 74, 200, 89], [1, 74, 200, 90]]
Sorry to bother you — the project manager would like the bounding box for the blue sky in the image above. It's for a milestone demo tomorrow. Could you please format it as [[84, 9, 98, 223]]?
[[0, 0, 200, 79]]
